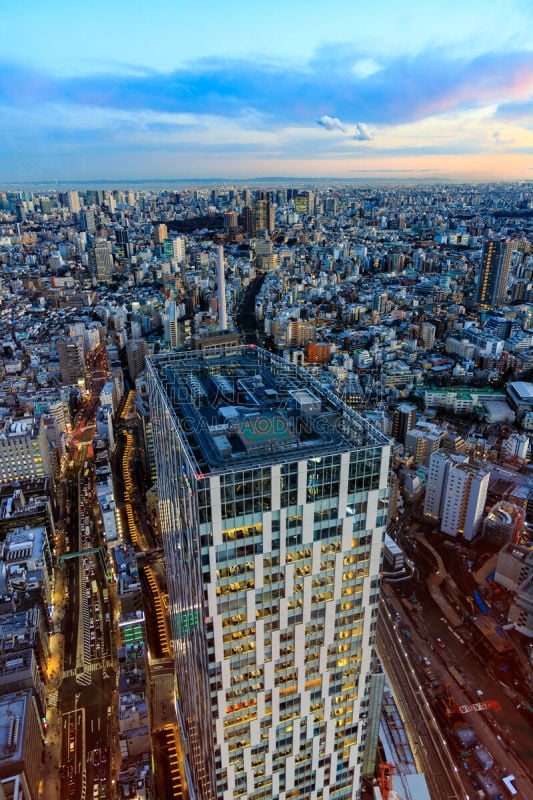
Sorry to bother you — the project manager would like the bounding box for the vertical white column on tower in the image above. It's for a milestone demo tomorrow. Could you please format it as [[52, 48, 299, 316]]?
[[217, 245, 227, 331]]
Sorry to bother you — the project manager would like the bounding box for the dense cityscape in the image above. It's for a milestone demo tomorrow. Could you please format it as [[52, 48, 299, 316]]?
[[0, 182, 531, 800]]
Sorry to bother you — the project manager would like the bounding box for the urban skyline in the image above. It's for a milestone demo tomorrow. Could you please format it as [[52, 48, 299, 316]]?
[[0, 182, 532, 799], [2, 0, 533, 182]]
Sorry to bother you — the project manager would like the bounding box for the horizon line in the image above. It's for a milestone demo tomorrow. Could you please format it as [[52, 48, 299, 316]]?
[[3, 176, 533, 190]]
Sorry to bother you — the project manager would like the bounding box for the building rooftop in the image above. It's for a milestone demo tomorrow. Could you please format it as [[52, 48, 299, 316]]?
[[0, 690, 30, 765], [148, 345, 389, 475], [508, 381, 533, 401]]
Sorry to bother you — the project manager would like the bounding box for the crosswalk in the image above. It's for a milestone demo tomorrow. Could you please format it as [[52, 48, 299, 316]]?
[[47, 689, 59, 708], [81, 575, 91, 671], [62, 659, 114, 680]]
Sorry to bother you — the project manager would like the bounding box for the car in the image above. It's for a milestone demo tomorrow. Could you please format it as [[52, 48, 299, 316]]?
[[436, 637, 446, 649], [422, 657, 431, 667]]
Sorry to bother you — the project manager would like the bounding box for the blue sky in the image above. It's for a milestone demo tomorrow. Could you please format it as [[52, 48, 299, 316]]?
[[2, 0, 533, 181]]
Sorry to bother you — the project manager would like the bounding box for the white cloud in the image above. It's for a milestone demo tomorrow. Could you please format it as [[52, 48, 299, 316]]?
[[353, 122, 373, 140], [350, 58, 382, 79], [316, 115, 347, 132]]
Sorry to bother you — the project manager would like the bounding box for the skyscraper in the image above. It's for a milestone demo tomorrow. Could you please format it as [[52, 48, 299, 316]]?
[[79, 208, 96, 233], [89, 239, 114, 283], [475, 237, 513, 309], [147, 345, 391, 800], [391, 403, 417, 445], [216, 245, 228, 331], [154, 222, 168, 244], [424, 452, 489, 540], [0, 416, 53, 484], [65, 189, 80, 213], [241, 205, 254, 235], [56, 336, 85, 385], [164, 236, 186, 263], [441, 463, 489, 540], [253, 199, 274, 234], [115, 227, 132, 258]]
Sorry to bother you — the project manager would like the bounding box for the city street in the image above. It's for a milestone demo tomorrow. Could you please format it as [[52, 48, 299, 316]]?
[[380, 578, 533, 798]]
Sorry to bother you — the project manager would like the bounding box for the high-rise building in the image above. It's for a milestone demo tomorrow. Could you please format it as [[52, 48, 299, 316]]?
[[241, 205, 254, 235], [253, 199, 274, 234], [154, 223, 168, 244], [372, 291, 388, 315], [147, 345, 391, 800], [115, 226, 132, 258], [103, 190, 116, 213], [89, 239, 114, 283], [163, 300, 184, 349], [391, 403, 417, 445], [79, 208, 96, 233], [420, 321, 436, 350], [475, 237, 513, 309], [164, 236, 186, 263], [424, 452, 459, 521], [126, 339, 149, 381], [441, 464, 489, 540], [223, 210, 239, 234], [56, 336, 85, 386], [425, 451, 489, 540], [0, 417, 53, 484], [404, 422, 443, 465], [216, 246, 228, 331], [0, 689, 45, 800], [65, 189, 80, 213]]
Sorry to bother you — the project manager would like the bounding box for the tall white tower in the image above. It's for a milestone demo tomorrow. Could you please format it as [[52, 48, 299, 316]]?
[[216, 245, 228, 331], [147, 345, 392, 800]]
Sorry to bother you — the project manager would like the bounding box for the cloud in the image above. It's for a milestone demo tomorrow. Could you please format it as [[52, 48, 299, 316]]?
[[316, 115, 347, 132], [353, 122, 373, 140], [495, 99, 533, 121], [2, 42, 533, 180], [349, 168, 444, 173], [2, 46, 533, 129], [492, 130, 516, 146]]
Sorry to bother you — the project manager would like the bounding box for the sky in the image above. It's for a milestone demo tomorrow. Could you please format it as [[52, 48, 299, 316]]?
[[3, 0, 533, 182]]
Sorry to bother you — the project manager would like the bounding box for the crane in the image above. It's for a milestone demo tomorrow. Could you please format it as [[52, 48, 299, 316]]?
[[375, 762, 406, 800], [457, 699, 501, 714], [441, 683, 501, 717], [377, 762, 395, 800]]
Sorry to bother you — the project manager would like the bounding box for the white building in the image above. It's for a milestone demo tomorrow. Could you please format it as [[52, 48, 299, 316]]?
[[85, 326, 101, 353], [420, 322, 436, 350], [164, 236, 186, 263], [501, 433, 530, 461], [424, 452, 470, 521], [0, 418, 52, 485], [100, 380, 118, 415], [95, 469, 121, 544], [440, 464, 489, 541], [495, 543, 533, 637], [147, 346, 391, 800], [405, 422, 443, 465]]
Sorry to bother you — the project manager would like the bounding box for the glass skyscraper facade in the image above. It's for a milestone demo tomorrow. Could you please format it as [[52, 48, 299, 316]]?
[[475, 237, 513, 309], [147, 345, 391, 800]]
